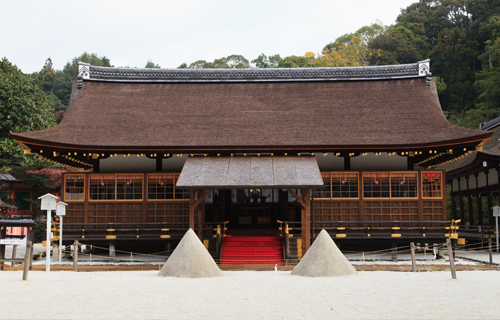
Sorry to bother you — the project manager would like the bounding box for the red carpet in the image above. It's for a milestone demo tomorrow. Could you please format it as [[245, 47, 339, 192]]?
[[221, 235, 284, 265]]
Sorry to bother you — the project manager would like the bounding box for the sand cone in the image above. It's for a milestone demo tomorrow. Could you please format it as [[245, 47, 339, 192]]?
[[158, 228, 223, 278], [291, 229, 357, 277]]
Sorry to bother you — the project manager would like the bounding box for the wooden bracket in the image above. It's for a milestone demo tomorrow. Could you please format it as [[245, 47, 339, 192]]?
[[287, 189, 305, 207]]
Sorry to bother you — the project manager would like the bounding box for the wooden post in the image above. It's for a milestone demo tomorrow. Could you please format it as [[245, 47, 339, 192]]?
[[189, 189, 195, 230], [410, 242, 416, 272], [284, 223, 290, 262], [486, 169, 493, 226], [215, 224, 222, 261], [391, 241, 398, 262], [197, 189, 203, 240], [300, 189, 311, 254], [451, 181, 457, 220], [446, 238, 456, 280], [73, 240, 79, 272], [11, 245, 17, 267], [23, 241, 32, 281], [489, 238, 493, 264], [0, 226, 5, 271]]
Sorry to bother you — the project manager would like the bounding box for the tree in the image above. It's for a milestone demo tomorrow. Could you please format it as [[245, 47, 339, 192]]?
[[474, 16, 500, 114], [0, 58, 57, 161], [368, 26, 431, 65], [52, 52, 112, 106], [252, 53, 282, 68], [38, 58, 56, 92], [431, 27, 478, 111], [145, 60, 160, 68], [397, 0, 454, 46], [186, 55, 251, 69], [277, 55, 316, 68]]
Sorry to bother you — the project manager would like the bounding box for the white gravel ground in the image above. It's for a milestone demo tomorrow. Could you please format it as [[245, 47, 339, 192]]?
[[0, 270, 499, 320]]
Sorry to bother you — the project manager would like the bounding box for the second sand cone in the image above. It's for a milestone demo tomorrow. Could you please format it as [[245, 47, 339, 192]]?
[[158, 228, 223, 278], [291, 229, 357, 277]]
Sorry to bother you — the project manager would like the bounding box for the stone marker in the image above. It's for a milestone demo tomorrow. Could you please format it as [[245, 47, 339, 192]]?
[[158, 228, 223, 278], [291, 229, 357, 277]]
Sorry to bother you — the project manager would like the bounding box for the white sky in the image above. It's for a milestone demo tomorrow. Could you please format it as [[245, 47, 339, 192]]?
[[1, 0, 417, 73]]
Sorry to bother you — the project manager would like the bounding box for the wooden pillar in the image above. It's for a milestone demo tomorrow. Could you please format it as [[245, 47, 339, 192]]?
[[197, 189, 205, 240], [156, 158, 162, 172], [450, 179, 457, 220], [465, 176, 473, 225], [344, 156, 350, 170], [300, 189, 311, 254], [142, 173, 148, 223], [456, 177, 463, 223], [486, 169, 493, 226], [189, 189, 195, 230], [84, 173, 90, 224], [0, 226, 5, 271], [475, 173, 482, 225]]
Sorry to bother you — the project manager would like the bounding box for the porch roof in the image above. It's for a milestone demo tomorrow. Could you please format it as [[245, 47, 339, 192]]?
[[176, 156, 323, 189]]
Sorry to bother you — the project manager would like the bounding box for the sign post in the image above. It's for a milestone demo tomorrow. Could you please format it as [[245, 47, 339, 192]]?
[[38, 194, 58, 272], [493, 206, 500, 253], [56, 201, 67, 263]]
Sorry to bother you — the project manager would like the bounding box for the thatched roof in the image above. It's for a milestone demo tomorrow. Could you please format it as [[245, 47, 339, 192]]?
[[12, 62, 490, 156]]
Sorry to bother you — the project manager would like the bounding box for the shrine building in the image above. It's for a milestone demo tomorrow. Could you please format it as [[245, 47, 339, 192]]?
[[10, 60, 492, 262]]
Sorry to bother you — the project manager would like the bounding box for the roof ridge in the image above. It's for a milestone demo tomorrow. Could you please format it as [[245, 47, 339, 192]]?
[[77, 60, 430, 84]]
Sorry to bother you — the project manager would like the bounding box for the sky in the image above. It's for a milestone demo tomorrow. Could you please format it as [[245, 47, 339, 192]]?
[[1, 0, 418, 73]]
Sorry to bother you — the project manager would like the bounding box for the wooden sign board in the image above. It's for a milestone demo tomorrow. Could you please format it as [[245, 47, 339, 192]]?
[[39, 194, 58, 211], [56, 202, 68, 216]]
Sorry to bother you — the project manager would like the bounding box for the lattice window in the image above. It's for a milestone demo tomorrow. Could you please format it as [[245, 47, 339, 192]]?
[[332, 172, 358, 199], [116, 174, 143, 200], [422, 172, 442, 198], [89, 175, 116, 200], [147, 174, 189, 200], [65, 174, 85, 201], [390, 172, 418, 198], [363, 173, 390, 198], [314, 173, 331, 199]]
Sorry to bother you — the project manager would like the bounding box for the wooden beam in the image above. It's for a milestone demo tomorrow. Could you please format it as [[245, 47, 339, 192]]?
[[287, 189, 305, 207]]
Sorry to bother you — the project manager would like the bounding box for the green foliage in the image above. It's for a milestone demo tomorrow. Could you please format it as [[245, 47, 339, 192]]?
[[34, 220, 46, 243], [431, 27, 478, 111], [277, 55, 315, 68], [252, 53, 282, 68], [186, 55, 250, 69], [145, 60, 160, 68], [178, 63, 188, 68], [52, 52, 112, 106], [368, 26, 431, 65], [397, 0, 454, 46], [37, 58, 56, 92], [0, 58, 57, 161]]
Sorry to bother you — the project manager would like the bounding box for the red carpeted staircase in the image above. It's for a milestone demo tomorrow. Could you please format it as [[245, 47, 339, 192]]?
[[221, 235, 284, 265]]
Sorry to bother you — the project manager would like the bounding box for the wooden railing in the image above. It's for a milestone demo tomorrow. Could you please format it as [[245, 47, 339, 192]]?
[[458, 225, 496, 240], [313, 221, 448, 239], [277, 220, 301, 261], [62, 222, 189, 242]]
